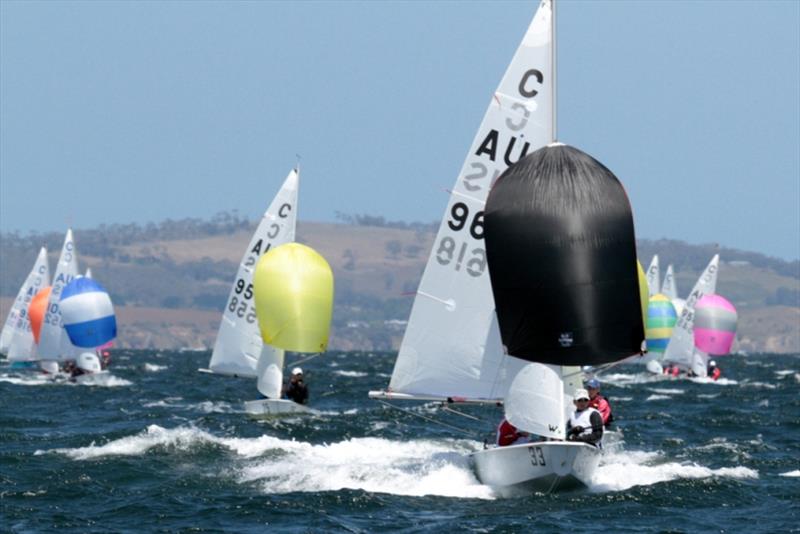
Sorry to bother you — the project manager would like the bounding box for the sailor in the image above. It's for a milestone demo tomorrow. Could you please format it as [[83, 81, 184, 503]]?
[[566, 389, 603, 447], [496, 418, 529, 446], [586, 378, 613, 427], [707, 360, 722, 381], [283, 367, 309, 405]]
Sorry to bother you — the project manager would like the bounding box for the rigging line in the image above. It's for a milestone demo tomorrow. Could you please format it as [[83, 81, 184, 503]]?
[[375, 400, 477, 438], [441, 405, 493, 424], [287, 352, 322, 369]]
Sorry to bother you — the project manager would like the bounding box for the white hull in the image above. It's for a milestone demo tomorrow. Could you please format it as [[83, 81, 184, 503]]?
[[73, 370, 111, 384], [470, 441, 600, 495], [243, 398, 314, 418]]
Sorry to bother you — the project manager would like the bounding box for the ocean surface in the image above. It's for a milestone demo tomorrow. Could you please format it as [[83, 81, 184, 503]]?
[[1, 350, 798, 533]]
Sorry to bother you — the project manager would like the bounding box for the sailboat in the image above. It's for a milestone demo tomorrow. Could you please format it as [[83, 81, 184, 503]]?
[[36, 229, 81, 369], [471, 141, 644, 494], [244, 242, 334, 418], [372, 0, 646, 493], [660, 255, 719, 377], [199, 169, 313, 415], [1, 247, 50, 369]]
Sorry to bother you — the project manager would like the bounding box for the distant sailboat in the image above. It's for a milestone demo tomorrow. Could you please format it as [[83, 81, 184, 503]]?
[[36, 229, 81, 366], [646, 255, 660, 297], [200, 169, 298, 378], [660, 254, 719, 376], [244, 242, 334, 417], [1, 247, 50, 367]]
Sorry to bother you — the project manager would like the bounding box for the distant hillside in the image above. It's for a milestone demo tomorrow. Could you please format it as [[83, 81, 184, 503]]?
[[1, 213, 798, 353]]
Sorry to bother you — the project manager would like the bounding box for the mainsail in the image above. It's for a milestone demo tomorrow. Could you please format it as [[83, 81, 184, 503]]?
[[385, 0, 554, 400], [2, 247, 50, 361], [646, 255, 660, 297], [204, 169, 298, 377], [37, 230, 81, 362], [661, 264, 678, 300], [662, 254, 719, 369]]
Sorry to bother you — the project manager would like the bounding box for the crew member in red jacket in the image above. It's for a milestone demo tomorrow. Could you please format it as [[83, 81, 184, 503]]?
[[707, 360, 722, 381], [586, 378, 613, 427], [496, 418, 529, 446]]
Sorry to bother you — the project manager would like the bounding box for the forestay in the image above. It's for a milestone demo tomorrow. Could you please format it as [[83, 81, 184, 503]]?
[[386, 0, 553, 400], [205, 169, 298, 377], [37, 230, 81, 362], [2, 247, 50, 361], [662, 254, 719, 369]]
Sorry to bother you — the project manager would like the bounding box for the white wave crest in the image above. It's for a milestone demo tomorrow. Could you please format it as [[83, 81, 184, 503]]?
[[779, 470, 800, 477], [238, 436, 493, 499], [333, 370, 368, 377], [651, 388, 685, 395], [591, 449, 758, 491], [646, 394, 671, 401], [144, 363, 168, 372]]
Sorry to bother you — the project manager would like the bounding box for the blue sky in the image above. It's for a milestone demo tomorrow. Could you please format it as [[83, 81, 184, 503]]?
[[1, 0, 798, 260]]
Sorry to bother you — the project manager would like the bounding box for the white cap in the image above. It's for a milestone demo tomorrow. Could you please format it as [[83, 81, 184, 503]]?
[[292, 367, 303, 375], [573, 389, 590, 402], [709, 360, 716, 366]]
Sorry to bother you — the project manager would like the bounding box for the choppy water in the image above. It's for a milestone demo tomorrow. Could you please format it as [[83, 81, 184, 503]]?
[[1, 351, 798, 532]]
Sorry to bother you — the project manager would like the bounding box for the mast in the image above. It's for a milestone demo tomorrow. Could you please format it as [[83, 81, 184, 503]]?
[[552, 0, 557, 143]]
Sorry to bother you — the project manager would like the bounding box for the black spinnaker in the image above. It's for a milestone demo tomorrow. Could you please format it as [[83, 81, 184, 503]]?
[[484, 143, 644, 366]]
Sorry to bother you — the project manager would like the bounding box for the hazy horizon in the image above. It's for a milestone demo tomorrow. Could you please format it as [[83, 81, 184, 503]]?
[[2, 0, 798, 260]]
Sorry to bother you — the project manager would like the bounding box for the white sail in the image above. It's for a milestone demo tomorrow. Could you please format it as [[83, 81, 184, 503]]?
[[661, 264, 678, 300], [256, 346, 285, 399], [662, 254, 719, 369], [2, 247, 50, 360], [204, 169, 298, 377], [85, 267, 93, 279], [646, 255, 660, 297], [37, 230, 81, 362], [386, 0, 553, 400], [504, 363, 582, 440]]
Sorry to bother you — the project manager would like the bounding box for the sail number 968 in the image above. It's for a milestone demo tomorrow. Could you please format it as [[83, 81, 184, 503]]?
[[436, 202, 487, 277]]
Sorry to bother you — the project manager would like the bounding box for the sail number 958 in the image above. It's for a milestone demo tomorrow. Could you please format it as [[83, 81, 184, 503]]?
[[228, 279, 256, 323], [436, 202, 486, 277]]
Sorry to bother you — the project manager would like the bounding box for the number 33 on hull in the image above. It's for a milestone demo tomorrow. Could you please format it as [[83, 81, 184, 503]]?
[[471, 441, 601, 496]]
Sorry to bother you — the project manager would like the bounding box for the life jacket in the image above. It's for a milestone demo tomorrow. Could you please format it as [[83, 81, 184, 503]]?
[[496, 419, 523, 446], [590, 394, 613, 426], [569, 407, 602, 447], [710, 367, 721, 380], [671, 366, 680, 377]]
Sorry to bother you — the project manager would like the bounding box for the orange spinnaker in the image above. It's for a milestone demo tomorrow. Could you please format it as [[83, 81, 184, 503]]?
[[29, 286, 52, 344]]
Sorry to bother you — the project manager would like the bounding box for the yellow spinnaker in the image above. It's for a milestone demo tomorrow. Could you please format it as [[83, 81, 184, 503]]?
[[637, 260, 648, 329], [253, 243, 334, 353]]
